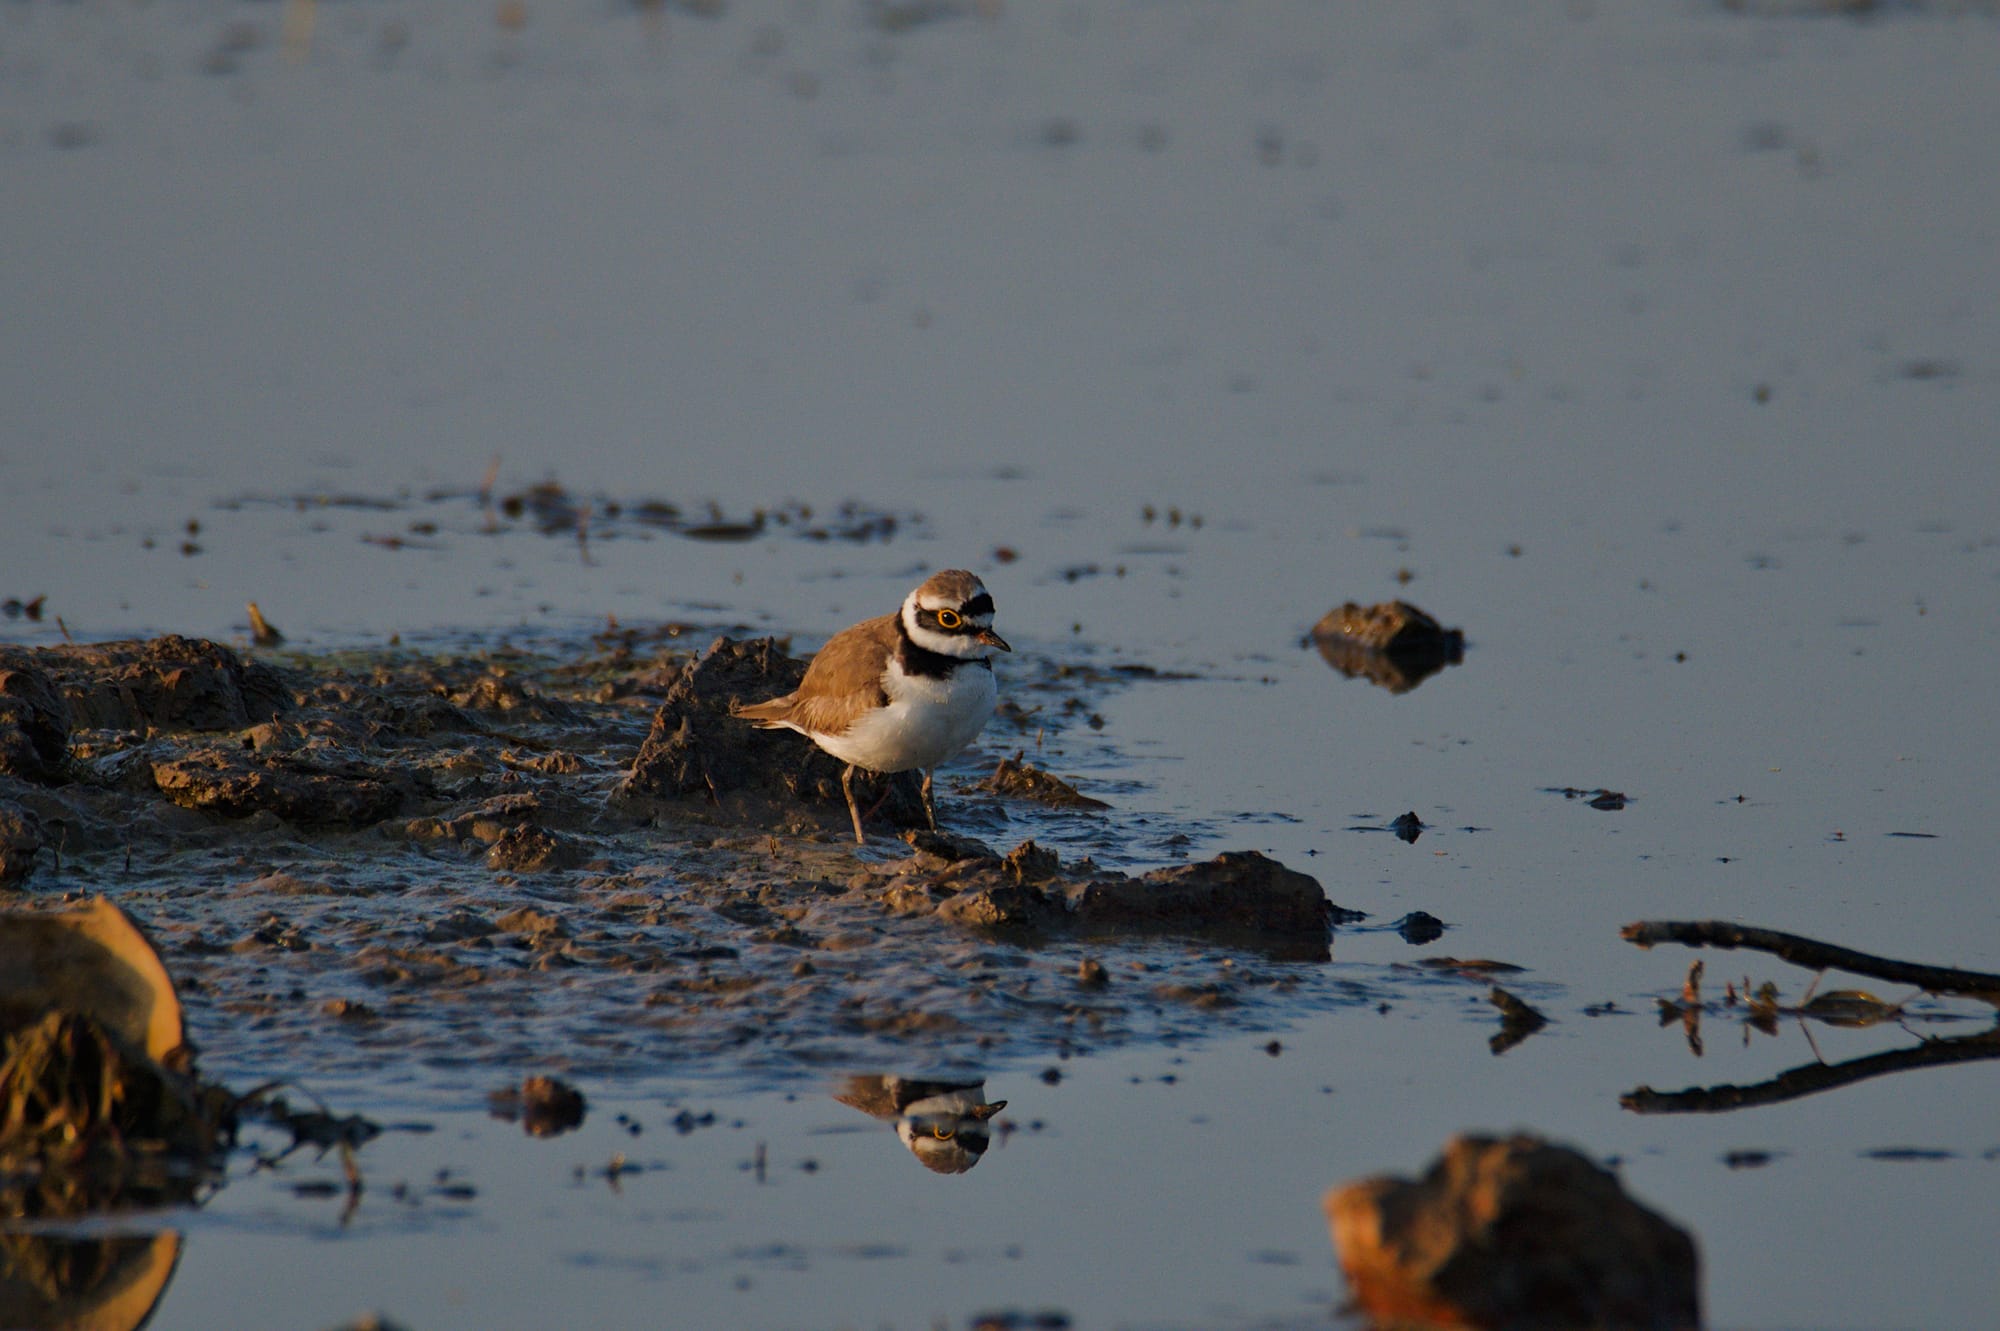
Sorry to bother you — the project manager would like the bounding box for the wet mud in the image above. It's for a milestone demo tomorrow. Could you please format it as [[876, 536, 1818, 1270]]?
[[0, 632, 1366, 1096]]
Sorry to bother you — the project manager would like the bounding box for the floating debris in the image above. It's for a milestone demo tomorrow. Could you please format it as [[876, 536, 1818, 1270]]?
[[1547, 786, 1631, 811]]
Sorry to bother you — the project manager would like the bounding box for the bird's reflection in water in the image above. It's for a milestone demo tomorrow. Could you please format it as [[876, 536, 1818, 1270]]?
[[834, 1075, 1008, 1175]]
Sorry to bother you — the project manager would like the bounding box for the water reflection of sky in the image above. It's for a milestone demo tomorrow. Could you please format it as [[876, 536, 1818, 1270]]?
[[4, 2, 1999, 1327]]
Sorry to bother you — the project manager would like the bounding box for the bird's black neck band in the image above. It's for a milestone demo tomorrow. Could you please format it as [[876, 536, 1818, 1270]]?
[[896, 614, 975, 679]]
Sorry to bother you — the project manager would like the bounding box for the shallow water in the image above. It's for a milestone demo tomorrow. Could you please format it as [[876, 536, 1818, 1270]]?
[[5, 2, 2000, 1328]]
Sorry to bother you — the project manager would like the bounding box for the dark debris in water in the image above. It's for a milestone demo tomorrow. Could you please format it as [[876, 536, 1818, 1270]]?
[[221, 481, 922, 549], [1546, 786, 1631, 811]]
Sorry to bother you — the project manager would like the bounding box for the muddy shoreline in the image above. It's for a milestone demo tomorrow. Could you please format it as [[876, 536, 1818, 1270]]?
[[0, 632, 1360, 1097]]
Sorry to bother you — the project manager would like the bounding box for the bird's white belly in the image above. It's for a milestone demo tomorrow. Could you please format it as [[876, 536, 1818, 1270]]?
[[814, 661, 996, 774]]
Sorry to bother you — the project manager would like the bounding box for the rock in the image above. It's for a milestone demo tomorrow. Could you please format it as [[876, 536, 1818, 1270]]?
[[1396, 910, 1446, 944], [979, 753, 1110, 809], [936, 875, 1066, 931], [150, 748, 404, 828], [1311, 601, 1464, 694], [891, 844, 1335, 956], [1072, 850, 1331, 938], [1326, 1133, 1702, 1331], [0, 800, 42, 887], [1001, 838, 1061, 882], [515, 1074, 586, 1137], [613, 636, 925, 831]]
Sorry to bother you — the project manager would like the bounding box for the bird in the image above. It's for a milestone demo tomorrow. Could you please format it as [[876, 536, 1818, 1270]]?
[[731, 569, 1009, 845]]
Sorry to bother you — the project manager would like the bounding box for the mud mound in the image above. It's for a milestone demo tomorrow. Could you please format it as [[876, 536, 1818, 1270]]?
[[612, 636, 927, 834]]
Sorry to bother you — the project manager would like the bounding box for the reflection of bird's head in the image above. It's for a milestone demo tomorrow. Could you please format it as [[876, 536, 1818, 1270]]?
[[895, 1089, 1007, 1175]]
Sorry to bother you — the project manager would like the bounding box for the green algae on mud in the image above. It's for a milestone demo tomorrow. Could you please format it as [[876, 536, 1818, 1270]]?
[[0, 632, 1361, 1097]]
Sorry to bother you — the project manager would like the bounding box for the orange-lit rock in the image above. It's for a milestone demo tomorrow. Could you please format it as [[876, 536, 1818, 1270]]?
[[1326, 1133, 1700, 1331]]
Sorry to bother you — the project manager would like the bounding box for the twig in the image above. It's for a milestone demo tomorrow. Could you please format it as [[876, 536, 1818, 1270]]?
[[1622, 920, 2000, 1005], [1624, 1026, 2000, 1115]]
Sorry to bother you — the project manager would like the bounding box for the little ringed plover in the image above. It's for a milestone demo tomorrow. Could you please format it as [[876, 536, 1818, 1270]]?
[[732, 569, 1009, 844]]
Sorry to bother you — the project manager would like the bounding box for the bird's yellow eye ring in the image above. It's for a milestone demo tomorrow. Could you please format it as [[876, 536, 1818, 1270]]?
[[932, 1126, 956, 1141], [935, 609, 963, 629]]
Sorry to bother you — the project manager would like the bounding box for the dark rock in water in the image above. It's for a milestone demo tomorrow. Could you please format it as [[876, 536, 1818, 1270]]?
[[1395, 910, 1445, 944], [520, 1074, 587, 1136], [1075, 851, 1329, 936], [0, 799, 42, 887], [0, 663, 72, 783], [1001, 838, 1061, 881], [1311, 601, 1464, 694], [885, 843, 1335, 957], [613, 636, 926, 832], [979, 753, 1110, 809], [1326, 1133, 1702, 1331], [150, 747, 404, 828]]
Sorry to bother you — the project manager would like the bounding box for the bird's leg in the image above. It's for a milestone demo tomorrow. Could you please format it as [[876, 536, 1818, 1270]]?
[[920, 768, 938, 831], [840, 764, 867, 846]]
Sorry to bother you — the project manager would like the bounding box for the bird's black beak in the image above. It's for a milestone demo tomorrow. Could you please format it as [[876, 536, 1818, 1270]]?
[[975, 628, 1011, 652]]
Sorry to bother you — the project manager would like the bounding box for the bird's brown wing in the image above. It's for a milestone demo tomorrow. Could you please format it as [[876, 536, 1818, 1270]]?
[[733, 613, 896, 737]]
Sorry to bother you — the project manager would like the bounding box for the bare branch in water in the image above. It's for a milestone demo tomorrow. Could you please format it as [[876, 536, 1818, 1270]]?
[[1621, 920, 2000, 1005]]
